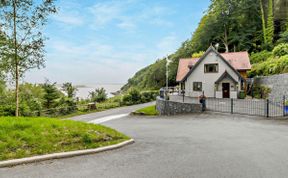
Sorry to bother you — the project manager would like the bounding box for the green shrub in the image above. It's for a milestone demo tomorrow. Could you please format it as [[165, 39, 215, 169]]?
[[140, 90, 158, 103], [107, 95, 122, 103], [0, 105, 15, 116], [121, 89, 158, 106], [192, 51, 205, 58], [277, 31, 288, 44], [249, 55, 288, 77], [272, 43, 288, 57], [56, 97, 77, 115], [250, 51, 272, 64], [128, 88, 141, 102], [238, 91, 246, 99], [121, 94, 134, 106], [251, 85, 271, 99], [121, 88, 141, 106], [89, 88, 107, 103]]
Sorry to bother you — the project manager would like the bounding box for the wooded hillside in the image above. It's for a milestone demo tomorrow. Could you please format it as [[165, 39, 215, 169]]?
[[121, 0, 288, 91]]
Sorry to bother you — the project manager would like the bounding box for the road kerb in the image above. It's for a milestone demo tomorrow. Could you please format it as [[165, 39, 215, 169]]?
[[0, 139, 134, 168]]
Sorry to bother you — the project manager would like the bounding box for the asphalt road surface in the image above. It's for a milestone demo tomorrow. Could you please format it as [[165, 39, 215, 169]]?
[[1, 106, 288, 178]]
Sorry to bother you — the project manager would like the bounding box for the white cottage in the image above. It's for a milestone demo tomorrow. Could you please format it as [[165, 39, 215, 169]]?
[[176, 46, 251, 99]]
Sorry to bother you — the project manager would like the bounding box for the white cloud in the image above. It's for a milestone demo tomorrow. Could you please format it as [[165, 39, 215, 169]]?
[[156, 35, 178, 57], [88, 0, 173, 31], [24, 1, 183, 85], [89, 1, 127, 28], [48, 41, 113, 62], [24, 39, 157, 84], [53, 13, 84, 26], [52, 1, 85, 26], [117, 19, 136, 31]]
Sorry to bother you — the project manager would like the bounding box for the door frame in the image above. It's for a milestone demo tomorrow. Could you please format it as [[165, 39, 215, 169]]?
[[222, 83, 230, 98]]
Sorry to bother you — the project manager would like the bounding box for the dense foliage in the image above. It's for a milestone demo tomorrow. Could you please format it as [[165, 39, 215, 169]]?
[[0, 0, 57, 116], [122, 0, 288, 91], [89, 88, 108, 103], [0, 80, 158, 117]]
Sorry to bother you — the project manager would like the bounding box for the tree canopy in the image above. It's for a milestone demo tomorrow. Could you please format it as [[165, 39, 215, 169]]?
[[122, 0, 288, 91]]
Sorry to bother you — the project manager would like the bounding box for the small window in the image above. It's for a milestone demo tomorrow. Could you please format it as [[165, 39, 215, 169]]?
[[193, 82, 202, 91], [204, 64, 218, 73]]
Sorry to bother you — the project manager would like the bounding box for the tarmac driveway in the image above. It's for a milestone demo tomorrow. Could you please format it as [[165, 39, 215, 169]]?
[[1, 112, 288, 178]]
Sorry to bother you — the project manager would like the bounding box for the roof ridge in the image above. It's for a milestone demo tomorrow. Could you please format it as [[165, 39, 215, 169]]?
[[221, 51, 248, 54]]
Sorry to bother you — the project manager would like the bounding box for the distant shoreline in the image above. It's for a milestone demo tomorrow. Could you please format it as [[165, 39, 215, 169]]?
[[74, 83, 124, 88]]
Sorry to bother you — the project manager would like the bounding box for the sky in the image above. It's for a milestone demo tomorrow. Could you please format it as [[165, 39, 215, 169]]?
[[24, 0, 210, 85]]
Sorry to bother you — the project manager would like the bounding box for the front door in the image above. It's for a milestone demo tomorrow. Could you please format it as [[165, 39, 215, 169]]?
[[222, 83, 230, 98]]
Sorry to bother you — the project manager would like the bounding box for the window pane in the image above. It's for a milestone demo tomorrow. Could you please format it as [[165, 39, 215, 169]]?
[[205, 64, 218, 73], [193, 82, 202, 91]]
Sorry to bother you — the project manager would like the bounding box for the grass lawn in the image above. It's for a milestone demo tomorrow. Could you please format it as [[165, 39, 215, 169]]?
[[57, 102, 121, 119], [133, 105, 159, 116], [0, 117, 129, 161]]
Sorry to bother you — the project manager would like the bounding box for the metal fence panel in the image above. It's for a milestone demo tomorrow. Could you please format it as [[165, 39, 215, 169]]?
[[170, 95, 288, 118]]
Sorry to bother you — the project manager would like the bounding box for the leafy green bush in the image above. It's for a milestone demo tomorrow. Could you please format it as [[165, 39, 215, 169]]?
[[121, 94, 133, 106], [106, 95, 122, 103], [238, 91, 246, 99], [128, 88, 141, 103], [272, 43, 288, 57], [192, 51, 205, 58], [55, 97, 77, 115], [121, 89, 157, 106], [0, 105, 15, 116], [277, 31, 288, 44], [140, 90, 158, 103], [250, 51, 272, 64], [251, 85, 271, 99], [249, 55, 288, 77], [121, 88, 141, 106], [89, 88, 107, 103]]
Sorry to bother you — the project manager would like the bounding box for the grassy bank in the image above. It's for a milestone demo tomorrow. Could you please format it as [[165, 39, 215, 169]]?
[[0, 117, 129, 161], [133, 105, 159, 116], [58, 101, 122, 119]]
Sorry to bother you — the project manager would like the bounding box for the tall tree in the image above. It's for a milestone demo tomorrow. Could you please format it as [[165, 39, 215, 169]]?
[[266, 0, 275, 45], [210, 0, 238, 52], [259, 0, 267, 44], [62, 82, 77, 99], [42, 80, 60, 111], [0, 0, 56, 116], [89, 88, 107, 103]]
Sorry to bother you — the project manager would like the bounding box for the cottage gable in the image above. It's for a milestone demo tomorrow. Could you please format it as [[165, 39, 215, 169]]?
[[176, 47, 251, 82], [178, 47, 250, 98]]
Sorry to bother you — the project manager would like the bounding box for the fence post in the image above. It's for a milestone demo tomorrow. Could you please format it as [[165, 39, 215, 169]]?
[[266, 99, 269, 118], [284, 96, 286, 117], [231, 98, 233, 114]]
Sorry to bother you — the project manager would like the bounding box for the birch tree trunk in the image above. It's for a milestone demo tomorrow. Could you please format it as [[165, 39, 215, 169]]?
[[13, 0, 19, 117], [223, 25, 229, 52]]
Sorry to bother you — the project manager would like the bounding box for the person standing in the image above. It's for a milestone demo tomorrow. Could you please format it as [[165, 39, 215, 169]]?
[[199, 91, 207, 112]]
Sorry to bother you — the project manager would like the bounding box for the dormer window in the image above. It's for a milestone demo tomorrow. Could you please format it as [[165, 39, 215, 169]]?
[[204, 64, 218, 73]]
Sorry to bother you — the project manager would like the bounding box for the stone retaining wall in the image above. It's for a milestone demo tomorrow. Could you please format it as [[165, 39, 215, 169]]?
[[254, 73, 288, 100], [156, 97, 202, 115]]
